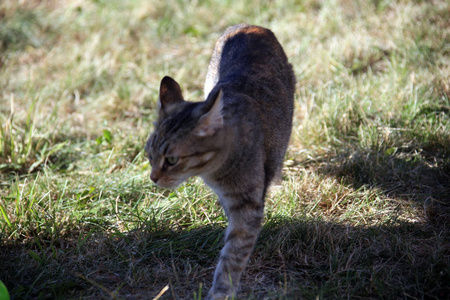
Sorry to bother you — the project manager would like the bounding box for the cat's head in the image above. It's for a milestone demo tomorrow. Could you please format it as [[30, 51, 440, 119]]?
[[145, 76, 224, 188]]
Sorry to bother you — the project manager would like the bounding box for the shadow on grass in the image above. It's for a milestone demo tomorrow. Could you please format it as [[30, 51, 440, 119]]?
[[1, 214, 449, 299], [313, 141, 450, 226], [321, 148, 450, 200]]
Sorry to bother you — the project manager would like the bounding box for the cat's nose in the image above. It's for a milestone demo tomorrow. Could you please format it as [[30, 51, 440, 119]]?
[[150, 171, 160, 183]]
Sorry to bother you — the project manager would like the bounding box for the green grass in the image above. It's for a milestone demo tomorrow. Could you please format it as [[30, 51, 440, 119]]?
[[1, 0, 449, 299]]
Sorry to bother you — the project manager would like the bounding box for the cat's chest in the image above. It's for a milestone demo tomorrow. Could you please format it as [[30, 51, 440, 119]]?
[[201, 177, 224, 198]]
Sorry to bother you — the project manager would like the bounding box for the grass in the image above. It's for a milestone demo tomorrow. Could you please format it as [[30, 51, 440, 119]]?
[[0, 0, 449, 299]]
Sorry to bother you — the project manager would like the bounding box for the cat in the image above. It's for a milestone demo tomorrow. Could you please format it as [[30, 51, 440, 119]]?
[[145, 24, 295, 299]]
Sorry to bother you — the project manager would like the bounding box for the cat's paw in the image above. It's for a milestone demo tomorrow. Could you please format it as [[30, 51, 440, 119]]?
[[206, 288, 234, 300], [205, 293, 231, 300]]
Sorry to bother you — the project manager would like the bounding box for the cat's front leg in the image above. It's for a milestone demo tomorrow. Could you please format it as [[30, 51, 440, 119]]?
[[207, 198, 264, 300]]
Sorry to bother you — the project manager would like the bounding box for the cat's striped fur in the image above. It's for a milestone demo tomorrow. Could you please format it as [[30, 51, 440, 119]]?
[[145, 24, 295, 299]]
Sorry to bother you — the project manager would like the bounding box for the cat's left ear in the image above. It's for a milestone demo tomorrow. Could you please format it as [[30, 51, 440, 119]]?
[[194, 90, 224, 137]]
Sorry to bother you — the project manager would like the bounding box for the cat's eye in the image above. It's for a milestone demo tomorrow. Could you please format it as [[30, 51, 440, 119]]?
[[165, 156, 179, 166]]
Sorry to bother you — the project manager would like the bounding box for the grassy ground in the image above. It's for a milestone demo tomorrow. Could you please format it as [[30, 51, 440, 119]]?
[[1, 0, 449, 299]]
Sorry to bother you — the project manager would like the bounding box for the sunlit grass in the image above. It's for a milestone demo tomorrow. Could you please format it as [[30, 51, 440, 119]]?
[[1, 0, 449, 298]]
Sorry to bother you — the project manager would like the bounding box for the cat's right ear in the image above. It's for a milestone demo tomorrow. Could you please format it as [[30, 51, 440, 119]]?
[[194, 89, 224, 137], [158, 76, 184, 118]]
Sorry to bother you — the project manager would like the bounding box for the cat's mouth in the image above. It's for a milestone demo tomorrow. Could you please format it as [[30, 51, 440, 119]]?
[[152, 177, 184, 189]]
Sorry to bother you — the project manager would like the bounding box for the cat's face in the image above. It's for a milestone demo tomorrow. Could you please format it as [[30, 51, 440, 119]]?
[[145, 76, 224, 188], [146, 131, 219, 188]]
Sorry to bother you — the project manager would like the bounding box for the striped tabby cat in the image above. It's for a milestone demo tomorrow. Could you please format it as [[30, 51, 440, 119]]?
[[145, 24, 295, 299]]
